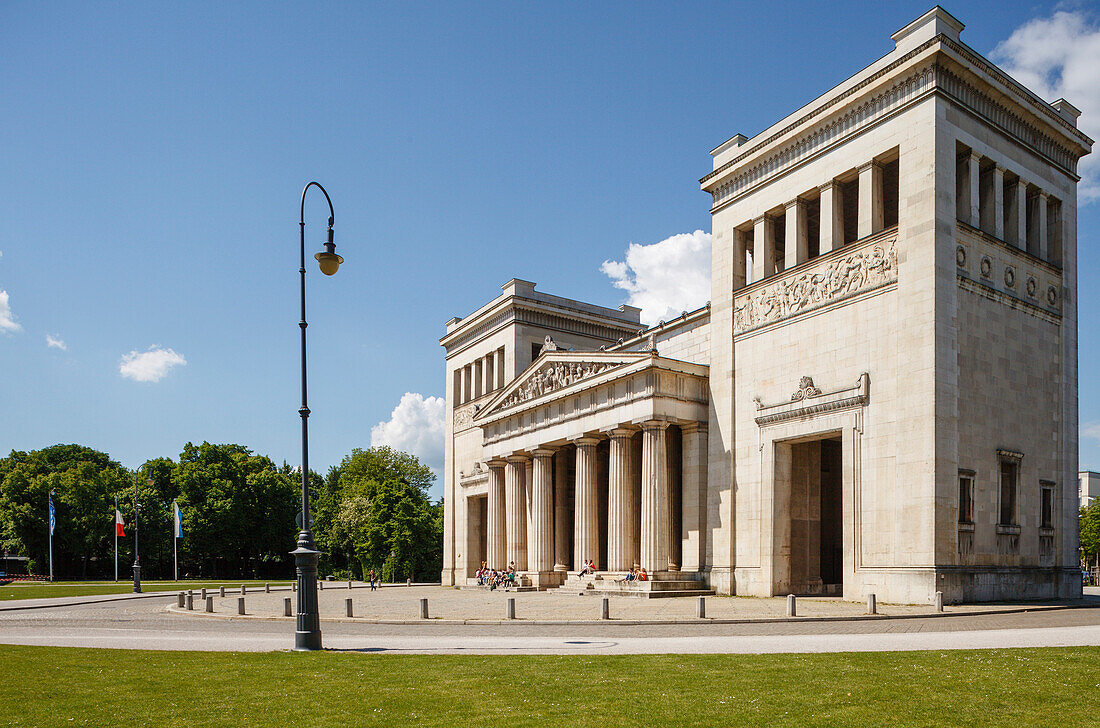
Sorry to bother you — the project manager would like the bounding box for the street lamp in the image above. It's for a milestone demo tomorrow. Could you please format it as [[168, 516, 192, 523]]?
[[292, 181, 343, 651]]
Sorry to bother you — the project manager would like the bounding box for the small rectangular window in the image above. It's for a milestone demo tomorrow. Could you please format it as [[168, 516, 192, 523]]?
[[958, 473, 974, 524], [1041, 482, 1055, 529], [999, 457, 1019, 526]]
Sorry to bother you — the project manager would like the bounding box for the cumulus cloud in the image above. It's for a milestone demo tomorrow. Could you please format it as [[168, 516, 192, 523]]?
[[0, 290, 20, 334], [46, 334, 66, 350], [601, 230, 711, 326], [370, 392, 446, 471], [1083, 421, 1100, 444], [119, 346, 187, 382], [991, 9, 1100, 200]]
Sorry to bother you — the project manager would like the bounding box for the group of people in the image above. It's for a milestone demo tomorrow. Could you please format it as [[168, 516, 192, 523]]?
[[578, 559, 648, 584], [475, 563, 518, 590]]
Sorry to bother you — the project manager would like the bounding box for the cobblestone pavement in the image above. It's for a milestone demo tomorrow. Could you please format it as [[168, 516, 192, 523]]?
[[1, 585, 1099, 654]]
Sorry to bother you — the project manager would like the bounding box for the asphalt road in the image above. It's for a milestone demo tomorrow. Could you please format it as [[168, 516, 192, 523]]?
[[3, 592, 1100, 654]]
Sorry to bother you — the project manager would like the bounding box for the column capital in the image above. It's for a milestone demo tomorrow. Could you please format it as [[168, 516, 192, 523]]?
[[531, 448, 556, 459], [966, 150, 982, 163], [784, 197, 805, 211], [991, 164, 1006, 177], [505, 453, 530, 464], [818, 179, 839, 193], [639, 419, 670, 432], [858, 159, 884, 173], [486, 458, 507, 470], [751, 214, 767, 226], [679, 421, 709, 435], [1037, 190, 1050, 201], [570, 435, 602, 448], [602, 424, 638, 438]]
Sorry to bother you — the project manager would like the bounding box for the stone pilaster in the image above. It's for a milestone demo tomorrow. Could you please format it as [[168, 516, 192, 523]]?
[[818, 180, 842, 253], [530, 449, 555, 573], [752, 215, 773, 282], [1035, 192, 1049, 260], [487, 460, 506, 570], [991, 165, 1005, 240], [784, 198, 808, 270], [966, 151, 981, 228], [1008, 178, 1028, 250], [505, 455, 528, 571], [858, 161, 884, 238], [679, 423, 708, 572], [640, 420, 670, 572], [573, 437, 601, 570], [553, 449, 570, 571], [607, 427, 635, 571]]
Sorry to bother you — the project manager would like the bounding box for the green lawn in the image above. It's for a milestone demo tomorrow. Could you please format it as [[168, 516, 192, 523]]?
[[0, 580, 292, 601], [0, 645, 1096, 727]]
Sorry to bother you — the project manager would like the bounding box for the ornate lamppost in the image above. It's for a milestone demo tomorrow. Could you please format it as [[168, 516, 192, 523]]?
[[292, 181, 344, 651]]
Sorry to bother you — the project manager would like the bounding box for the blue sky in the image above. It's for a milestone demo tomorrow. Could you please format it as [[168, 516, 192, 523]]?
[[2, 1, 1098, 500]]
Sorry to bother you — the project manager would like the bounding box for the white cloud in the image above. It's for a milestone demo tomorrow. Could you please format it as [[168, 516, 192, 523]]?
[[370, 392, 446, 471], [1083, 421, 1100, 444], [0, 290, 20, 334], [991, 10, 1100, 200], [119, 346, 187, 382], [601, 230, 712, 326], [46, 334, 66, 350]]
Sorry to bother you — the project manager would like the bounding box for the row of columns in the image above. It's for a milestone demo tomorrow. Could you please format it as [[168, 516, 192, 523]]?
[[740, 160, 889, 287], [455, 347, 505, 405], [485, 421, 707, 574], [957, 150, 1059, 263]]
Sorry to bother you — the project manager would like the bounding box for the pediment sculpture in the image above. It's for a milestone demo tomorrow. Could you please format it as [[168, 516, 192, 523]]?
[[497, 360, 618, 409]]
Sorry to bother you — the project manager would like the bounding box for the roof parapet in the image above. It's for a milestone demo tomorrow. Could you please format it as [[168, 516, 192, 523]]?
[[891, 6, 964, 54]]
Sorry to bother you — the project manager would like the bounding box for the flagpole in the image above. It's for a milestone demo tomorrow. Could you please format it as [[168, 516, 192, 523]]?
[[48, 491, 53, 582], [173, 502, 178, 582], [114, 495, 118, 582]]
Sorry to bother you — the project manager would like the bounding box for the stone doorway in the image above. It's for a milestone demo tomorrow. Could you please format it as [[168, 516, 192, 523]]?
[[467, 495, 487, 576], [775, 434, 843, 595]]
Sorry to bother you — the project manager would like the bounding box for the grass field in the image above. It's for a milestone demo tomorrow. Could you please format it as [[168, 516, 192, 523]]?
[[0, 644, 1095, 727], [0, 580, 293, 601]]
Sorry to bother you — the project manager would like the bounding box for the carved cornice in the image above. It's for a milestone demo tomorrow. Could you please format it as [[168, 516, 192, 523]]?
[[733, 232, 898, 336], [755, 373, 870, 426]]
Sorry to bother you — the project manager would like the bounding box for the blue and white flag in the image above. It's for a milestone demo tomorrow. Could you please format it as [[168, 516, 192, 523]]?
[[173, 501, 183, 538], [48, 492, 56, 536]]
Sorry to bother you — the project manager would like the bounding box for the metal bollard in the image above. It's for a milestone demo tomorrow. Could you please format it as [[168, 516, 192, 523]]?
[[407, 578, 412, 587], [283, 597, 292, 617], [787, 594, 797, 617], [200, 588, 206, 600], [186, 592, 193, 610], [600, 597, 610, 620], [219, 586, 225, 598], [697, 596, 706, 619], [419, 598, 429, 620], [265, 583, 270, 594], [934, 591, 944, 612], [348, 580, 353, 590], [238, 597, 245, 615], [506, 597, 516, 620], [205, 596, 213, 613], [177, 592, 185, 608], [867, 593, 877, 615], [319, 581, 324, 591], [346, 598, 353, 618], [241, 585, 246, 595]]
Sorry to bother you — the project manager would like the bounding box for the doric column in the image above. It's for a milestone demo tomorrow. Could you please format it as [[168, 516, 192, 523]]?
[[505, 455, 528, 571], [991, 166, 1005, 240], [607, 427, 635, 571], [1008, 178, 1028, 250], [553, 450, 570, 571], [472, 359, 483, 399], [524, 459, 534, 565], [1035, 192, 1049, 260], [857, 161, 884, 239], [487, 460, 506, 569], [640, 420, 670, 572], [530, 449, 555, 573], [966, 152, 981, 228], [482, 355, 493, 395], [463, 364, 473, 403], [751, 215, 773, 283], [495, 348, 505, 389], [573, 437, 600, 570], [678, 423, 708, 572], [818, 180, 842, 253], [784, 199, 808, 270]]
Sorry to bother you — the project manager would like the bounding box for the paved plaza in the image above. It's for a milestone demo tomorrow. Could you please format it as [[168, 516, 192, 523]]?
[[2, 585, 1100, 654]]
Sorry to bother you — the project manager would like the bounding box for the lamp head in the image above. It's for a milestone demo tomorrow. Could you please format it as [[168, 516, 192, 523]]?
[[314, 223, 343, 276]]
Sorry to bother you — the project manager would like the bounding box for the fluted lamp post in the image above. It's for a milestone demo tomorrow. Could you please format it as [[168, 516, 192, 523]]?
[[293, 181, 343, 651]]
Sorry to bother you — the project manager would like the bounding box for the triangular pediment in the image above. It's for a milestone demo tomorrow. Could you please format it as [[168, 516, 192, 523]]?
[[474, 351, 653, 421]]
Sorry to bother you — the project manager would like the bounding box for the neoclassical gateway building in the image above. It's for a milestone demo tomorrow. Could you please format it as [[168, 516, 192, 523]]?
[[440, 8, 1091, 603]]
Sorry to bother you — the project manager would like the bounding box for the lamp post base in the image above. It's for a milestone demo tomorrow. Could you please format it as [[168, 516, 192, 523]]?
[[292, 534, 322, 651], [132, 563, 142, 594]]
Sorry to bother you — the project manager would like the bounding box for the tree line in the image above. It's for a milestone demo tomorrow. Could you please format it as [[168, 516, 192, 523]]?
[[0, 443, 441, 582]]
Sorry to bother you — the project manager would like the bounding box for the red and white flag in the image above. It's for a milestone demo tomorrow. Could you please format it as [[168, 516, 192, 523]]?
[[115, 509, 126, 537]]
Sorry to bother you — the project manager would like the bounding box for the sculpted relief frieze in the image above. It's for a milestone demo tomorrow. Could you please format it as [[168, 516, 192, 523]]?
[[734, 235, 897, 335], [498, 361, 618, 410], [453, 402, 478, 432]]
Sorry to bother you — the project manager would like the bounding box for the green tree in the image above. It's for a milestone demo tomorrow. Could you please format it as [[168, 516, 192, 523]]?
[[1080, 502, 1100, 572]]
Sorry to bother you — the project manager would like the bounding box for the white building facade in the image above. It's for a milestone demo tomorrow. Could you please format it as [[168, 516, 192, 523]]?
[[441, 8, 1091, 603]]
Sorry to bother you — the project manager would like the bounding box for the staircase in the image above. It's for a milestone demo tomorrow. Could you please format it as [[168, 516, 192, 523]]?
[[556, 571, 715, 599]]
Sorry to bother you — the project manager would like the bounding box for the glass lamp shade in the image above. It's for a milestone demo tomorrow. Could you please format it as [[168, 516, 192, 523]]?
[[314, 251, 343, 276]]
